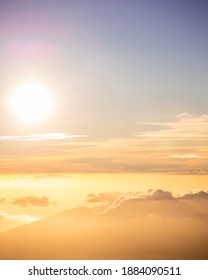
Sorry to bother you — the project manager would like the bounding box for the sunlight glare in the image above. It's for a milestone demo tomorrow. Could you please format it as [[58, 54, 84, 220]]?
[[10, 81, 54, 123]]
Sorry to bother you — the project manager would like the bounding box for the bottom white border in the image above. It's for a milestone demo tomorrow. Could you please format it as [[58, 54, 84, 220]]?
[[0, 260, 207, 280]]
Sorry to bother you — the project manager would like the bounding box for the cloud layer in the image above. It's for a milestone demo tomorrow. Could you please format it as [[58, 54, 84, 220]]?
[[87, 189, 208, 220], [1, 113, 208, 175], [0, 188, 207, 259]]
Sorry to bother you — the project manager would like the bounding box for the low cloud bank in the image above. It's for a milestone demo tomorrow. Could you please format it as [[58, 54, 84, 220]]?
[[87, 189, 208, 219], [0, 189, 207, 260]]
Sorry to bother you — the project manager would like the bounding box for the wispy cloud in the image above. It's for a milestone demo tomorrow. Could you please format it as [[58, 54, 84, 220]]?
[[1, 113, 208, 175], [175, 112, 193, 118], [168, 154, 208, 159], [0, 211, 39, 222], [136, 113, 208, 139], [0, 133, 87, 141]]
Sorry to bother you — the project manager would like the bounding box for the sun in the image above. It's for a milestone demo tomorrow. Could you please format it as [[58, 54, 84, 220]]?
[[10, 81, 54, 123]]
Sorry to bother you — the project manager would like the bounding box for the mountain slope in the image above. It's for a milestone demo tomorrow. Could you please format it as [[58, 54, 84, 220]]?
[[0, 201, 208, 260]]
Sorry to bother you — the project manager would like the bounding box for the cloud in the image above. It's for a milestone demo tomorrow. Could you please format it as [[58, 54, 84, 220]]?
[[1, 188, 208, 260], [169, 154, 208, 159], [136, 113, 208, 139], [86, 192, 122, 203], [88, 189, 207, 204], [11, 195, 56, 207], [146, 189, 174, 200], [1, 113, 208, 175], [180, 191, 208, 200], [86, 189, 208, 220], [0, 211, 39, 222], [87, 191, 155, 203], [0, 210, 39, 232], [175, 112, 193, 118], [192, 168, 208, 174], [169, 154, 199, 159], [0, 133, 87, 141]]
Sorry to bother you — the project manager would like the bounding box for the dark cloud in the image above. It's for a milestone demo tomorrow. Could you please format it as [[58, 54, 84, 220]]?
[[11, 195, 55, 207], [180, 191, 208, 200]]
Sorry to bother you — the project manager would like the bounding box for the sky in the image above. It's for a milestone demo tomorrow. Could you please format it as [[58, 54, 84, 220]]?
[[0, 0, 208, 258], [0, 0, 207, 174], [0, 0, 208, 137]]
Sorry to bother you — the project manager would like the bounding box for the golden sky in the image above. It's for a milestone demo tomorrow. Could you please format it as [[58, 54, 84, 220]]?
[[0, 0, 208, 259]]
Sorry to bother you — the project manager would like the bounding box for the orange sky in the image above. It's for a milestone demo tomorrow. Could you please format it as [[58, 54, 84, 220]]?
[[0, 0, 208, 259]]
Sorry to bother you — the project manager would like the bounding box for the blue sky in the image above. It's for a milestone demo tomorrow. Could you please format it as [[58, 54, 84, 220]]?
[[0, 0, 207, 138]]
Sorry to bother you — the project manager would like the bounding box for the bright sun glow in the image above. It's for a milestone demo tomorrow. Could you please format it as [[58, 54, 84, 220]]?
[[10, 81, 54, 123]]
